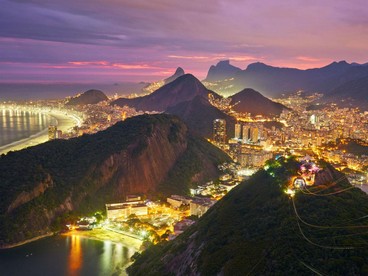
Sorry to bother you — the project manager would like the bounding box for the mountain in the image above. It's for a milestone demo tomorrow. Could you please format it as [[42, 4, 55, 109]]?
[[129, 157, 368, 275], [142, 67, 185, 93], [164, 67, 185, 84], [166, 95, 236, 139], [0, 114, 230, 247], [204, 60, 368, 98], [66, 89, 108, 105], [112, 74, 220, 112], [321, 75, 368, 110], [229, 88, 288, 116], [205, 60, 242, 82]]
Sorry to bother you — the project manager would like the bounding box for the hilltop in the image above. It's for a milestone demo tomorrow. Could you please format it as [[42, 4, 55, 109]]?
[[229, 88, 288, 116], [66, 89, 108, 105], [0, 114, 230, 247], [111, 74, 221, 112], [129, 157, 368, 275]]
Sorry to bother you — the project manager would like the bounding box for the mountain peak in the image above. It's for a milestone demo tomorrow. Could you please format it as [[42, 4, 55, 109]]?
[[112, 74, 215, 112], [246, 62, 272, 71], [174, 67, 185, 75], [163, 67, 185, 84], [229, 88, 287, 116], [205, 60, 242, 82]]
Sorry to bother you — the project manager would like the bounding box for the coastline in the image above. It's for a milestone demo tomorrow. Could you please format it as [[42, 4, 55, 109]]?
[[0, 110, 80, 155], [0, 232, 54, 249], [61, 229, 142, 251]]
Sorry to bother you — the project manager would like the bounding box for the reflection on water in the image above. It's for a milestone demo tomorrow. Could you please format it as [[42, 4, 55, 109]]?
[[0, 109, 54, 147], [68, 235, 82, 276], [0, 235, 136, 276]]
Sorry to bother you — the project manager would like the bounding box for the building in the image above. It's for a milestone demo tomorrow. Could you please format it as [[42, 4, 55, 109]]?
[[234, 123, 242, 139], [242, 125, 250, 142], [213, 119, 227, 144], [105, 201, 148, 220], [250, 127, 259, 143], [190, 197, 216, 217], [167, 195, 192, 209], [48, 125, 57, 140]]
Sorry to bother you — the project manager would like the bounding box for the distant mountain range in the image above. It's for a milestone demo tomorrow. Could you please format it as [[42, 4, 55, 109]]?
[[204, 60, 368, 105], [205, 60, 242, 82], [129, 157, 368, 275], [0, 114, 229, 247], [66, 89, 108, 105]]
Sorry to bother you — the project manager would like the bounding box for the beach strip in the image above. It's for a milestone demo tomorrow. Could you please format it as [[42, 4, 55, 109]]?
[[0, 111, 80, 155]]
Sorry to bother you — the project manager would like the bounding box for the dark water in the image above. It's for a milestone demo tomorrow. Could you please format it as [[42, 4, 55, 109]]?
[[0, 109, 54, 147], [0, 235, 136, 276]]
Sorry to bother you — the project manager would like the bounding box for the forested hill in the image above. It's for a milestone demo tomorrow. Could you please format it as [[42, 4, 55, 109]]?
[[129, 157, 368, 275], [0, 114, 230, 247]]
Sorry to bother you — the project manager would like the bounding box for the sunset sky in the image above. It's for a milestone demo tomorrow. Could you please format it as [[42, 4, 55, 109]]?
[[1, 0, 368, 83]]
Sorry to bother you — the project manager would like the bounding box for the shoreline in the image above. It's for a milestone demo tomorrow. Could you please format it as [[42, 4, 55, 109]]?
[[1, 229, 142, 251], [61, 229, 142, 251], [0, 109, 81, 155], [0, 232, 54, 249]]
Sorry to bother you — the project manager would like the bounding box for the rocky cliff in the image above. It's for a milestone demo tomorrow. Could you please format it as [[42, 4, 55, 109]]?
[[0, 114, 230, 247]]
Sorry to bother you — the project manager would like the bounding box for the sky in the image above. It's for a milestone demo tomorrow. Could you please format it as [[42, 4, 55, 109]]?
[[1, 0, 368, 83]]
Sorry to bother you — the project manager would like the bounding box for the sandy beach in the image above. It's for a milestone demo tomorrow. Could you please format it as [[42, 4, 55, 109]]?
[[62, 229, 142, 251], [0, 110, 80, 155]]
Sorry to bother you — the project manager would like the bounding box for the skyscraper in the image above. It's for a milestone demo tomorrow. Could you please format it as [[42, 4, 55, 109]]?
[[250, 127, 259, 143], [234, 123, 242, 139], [213, 119, 226, 144], [242, 125, 250, 143]]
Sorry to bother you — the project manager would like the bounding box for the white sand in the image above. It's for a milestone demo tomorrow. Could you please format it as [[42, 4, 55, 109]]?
[[0, 111, 80, 155]]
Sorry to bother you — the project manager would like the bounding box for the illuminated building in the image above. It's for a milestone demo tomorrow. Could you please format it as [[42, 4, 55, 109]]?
[[105, 202, 148, 220], [250, 127, 259, 143], [234, 123, 242, 139], [213, 119, 226, 144], [242, 125, 250, 142], [190, 197, 216, 217], [48, 125, 57, 140]]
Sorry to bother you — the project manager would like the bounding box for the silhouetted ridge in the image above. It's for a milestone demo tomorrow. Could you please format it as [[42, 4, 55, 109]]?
[[229, 88, 287, 116], [205, 60, 242, 82], [112, 74, 220, 112], [66, 89, 108, 105]]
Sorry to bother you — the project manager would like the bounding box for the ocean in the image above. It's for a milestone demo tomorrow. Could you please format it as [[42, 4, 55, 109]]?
[[0, 109, 54, 148], [0, 235, 135, 276]]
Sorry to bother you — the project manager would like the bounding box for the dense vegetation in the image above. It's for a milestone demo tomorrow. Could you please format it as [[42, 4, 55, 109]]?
[[129, 157, 368, 275], [0, 114, 229, 246], [159, 134, 231, 195]]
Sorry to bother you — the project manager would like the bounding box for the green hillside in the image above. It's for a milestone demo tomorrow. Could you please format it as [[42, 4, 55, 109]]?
[[0, 114, 230, 247], [129, 157, 368, 275]]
